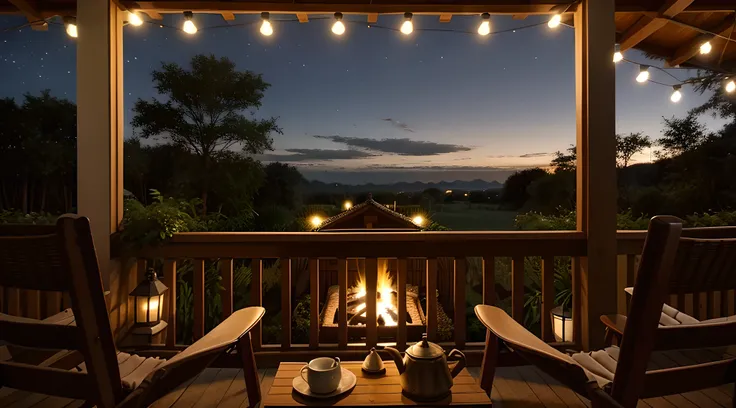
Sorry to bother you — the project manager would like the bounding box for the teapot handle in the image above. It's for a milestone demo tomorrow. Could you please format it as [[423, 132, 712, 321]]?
[[447, 349, 466, 378]]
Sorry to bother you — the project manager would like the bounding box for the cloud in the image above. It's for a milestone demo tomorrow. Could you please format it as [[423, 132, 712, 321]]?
[[382, 118, 415, 133], [258, 149, 375, 162], [314, 135, 472, 156], [488, 152, 552, 159], [519, 152, 552, 158]]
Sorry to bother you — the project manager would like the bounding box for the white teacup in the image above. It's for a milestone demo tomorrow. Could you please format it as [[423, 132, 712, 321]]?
[[300, 357, 342, 394]]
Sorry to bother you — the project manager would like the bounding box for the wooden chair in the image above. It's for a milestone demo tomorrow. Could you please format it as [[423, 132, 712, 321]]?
[[475, 216, 736, 408], [0, 215, 265, 408]]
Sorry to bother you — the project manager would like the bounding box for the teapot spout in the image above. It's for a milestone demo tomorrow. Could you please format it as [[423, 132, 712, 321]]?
[[383, 346, 405, 374]]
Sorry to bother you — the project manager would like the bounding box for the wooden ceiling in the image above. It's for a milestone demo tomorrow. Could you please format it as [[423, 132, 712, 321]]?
[[1, 0, 735, 72]]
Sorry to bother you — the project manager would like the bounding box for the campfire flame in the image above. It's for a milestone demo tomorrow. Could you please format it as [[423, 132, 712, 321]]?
[[352, 259, 398, 326]]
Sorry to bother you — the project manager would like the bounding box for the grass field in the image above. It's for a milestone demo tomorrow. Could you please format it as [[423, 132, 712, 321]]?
[[429, 203, 518, 231]]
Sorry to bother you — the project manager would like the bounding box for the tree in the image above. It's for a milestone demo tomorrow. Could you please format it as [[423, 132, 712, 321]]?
[[500, 168, 549, 209], [657, 114, 707, 158], [550, 145, 576, 173], [132, 54, 281, 214], [616, 132, 651, 168], [688, 71, 736, 122], [255, 162, 306, 210]]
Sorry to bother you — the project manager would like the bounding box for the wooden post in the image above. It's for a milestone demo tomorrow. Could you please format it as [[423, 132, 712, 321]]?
[[575, 0, 617, 351], [482, 257, 495, 306], [251, 259, 263, 350], [511, 257, 524, 323], [426, 259, 438, 342], [338, 258, 348, 349], [397, 258, 408, 350], [193, 259, 205, 341], [541, 256, 555, 342], [309, 259, 319, 349], [281, 258, 291, 351], [76, 0, 124, 289], [454, 258, 467, 348], [220, 258, 234, 320], [163, 259, 177, 347], [365, 258, 378, 348]]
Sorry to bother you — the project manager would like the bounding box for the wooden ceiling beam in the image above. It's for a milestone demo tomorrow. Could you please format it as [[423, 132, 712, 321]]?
[[619, 0, 695, 51], [296, 12, 308, 23], [512, 14, 529, 20], [8, 0, 47, 30], [137, 2, 162, 19], [439, 13, 452, 23], [667, 17, 736, 67], [220, 11, 234, 20], [367, 13, 378, 23]]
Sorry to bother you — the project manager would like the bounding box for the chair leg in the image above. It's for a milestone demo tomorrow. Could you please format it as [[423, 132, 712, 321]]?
[[239, 332, 261, 408], [480, 330, 499, 395]]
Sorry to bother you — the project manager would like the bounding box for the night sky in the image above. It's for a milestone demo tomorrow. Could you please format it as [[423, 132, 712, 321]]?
[[0, 13, 728, 183]]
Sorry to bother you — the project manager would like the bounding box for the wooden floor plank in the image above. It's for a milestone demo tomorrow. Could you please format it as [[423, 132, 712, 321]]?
[[250, 368, 275, 408], [641, 396, 677, 408], [173, 369, 222, 408], [513, 366, 566, 408], [194, 368, 241, 408], [217, 370, 248, 408], [492, 367, 544, 408], [535, 368, 590, 408], [151, 375, 201, 408]]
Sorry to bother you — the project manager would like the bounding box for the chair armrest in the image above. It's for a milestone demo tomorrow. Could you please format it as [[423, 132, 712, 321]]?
[[600, 314, 626, 338], [166, 306, 265, 366]]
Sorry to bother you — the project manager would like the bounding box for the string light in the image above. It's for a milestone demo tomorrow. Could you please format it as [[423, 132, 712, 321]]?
[[400, 12, 413, 35], [636, 65, 650, 83], [700, 41, 712, 54], [332, 12, 345, 35], [128, 11, 143, 26], [670, 85, 682, 103], [478, 13, 491, 36], [310, 215, 323, 228], [63, 17, 77, 38], [548, 14, 561, 29], [727, 80, 736, 93], [182, 11, 197, 34], [260, 12, 273, 36], [613, 44, 623, 63], [412, 215, 425, 226], [343, 201, 352, 210]]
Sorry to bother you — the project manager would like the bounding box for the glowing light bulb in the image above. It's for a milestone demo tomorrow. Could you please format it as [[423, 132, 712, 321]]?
[[548, 14, 561, 28], [613, 44, 623, 63], [636, 65, 650, 83], [400, 13, 413, 35], [412, 215, 424, 226], [260, 12, 273, 36], [670, 86, 682, 103], [64, 17, 77, 38], [182, 12, 197, 34], [310, 215, 323, 228], [343, 201, 352, 210], [700, 41, 712, 54], [128, 11, 143, 26], [726, 80, 736, 93], [332, 12, 345, 35], [478, 13, 491, 36]]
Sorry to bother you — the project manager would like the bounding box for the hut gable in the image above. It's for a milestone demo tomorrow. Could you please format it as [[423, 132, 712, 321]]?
[[316, 198, 421, 231]]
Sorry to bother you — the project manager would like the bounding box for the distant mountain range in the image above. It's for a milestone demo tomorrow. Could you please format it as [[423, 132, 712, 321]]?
[[304, 179, 503, 194]]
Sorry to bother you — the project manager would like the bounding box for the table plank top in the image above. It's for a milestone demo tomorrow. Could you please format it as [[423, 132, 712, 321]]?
[[263, 361, 492, 407]]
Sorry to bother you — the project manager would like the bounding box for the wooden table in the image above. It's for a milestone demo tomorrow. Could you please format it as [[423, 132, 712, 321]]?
[[263, 361, 492, 407]]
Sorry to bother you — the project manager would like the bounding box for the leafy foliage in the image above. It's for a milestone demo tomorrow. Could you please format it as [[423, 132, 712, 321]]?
[[657, 114, 709, 158], [616, 132, 652, 168], [500, 168, 549, 209], [120, 190, 200, 248]]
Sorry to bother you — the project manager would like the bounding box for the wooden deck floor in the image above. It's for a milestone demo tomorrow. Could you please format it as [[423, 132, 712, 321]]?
[[146, 365, 735, 408]]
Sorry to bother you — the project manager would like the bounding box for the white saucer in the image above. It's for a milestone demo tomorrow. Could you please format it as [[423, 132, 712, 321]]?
[[292, 368, 357, 399]]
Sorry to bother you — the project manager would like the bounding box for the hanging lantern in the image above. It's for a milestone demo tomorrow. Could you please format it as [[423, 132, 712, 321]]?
[[130, 268, 168, 326], [550, 306, 573, 342]]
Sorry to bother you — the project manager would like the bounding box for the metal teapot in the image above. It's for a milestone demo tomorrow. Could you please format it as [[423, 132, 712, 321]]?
[[384, 334, 466, 401]]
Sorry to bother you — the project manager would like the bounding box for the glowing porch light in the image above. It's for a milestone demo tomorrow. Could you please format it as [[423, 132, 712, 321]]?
[[128, 11, 144, 26], [310, 215, 323, 228], [332, 12, 346, 35], [726, 80, 736, 93], [343, 201, 353, 210], [670, 85, 682, 103], [412, 215, 425, 226], [64, 17, 77, 38], [700, 41, 712, 55], [478, 13, 491, 36], [548, 14, 561, 29], [400, 13, 413, 35], [260, 12, 273, 36], [551, 306, 573, 342], [636, 65, 650, 83], [613, 44, 623, 63], [182, 11, 197, 34]]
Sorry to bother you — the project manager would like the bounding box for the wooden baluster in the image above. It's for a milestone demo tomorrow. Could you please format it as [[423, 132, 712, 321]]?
[[426, 258, 438, 342], [338, 258, 348, 349], [62, 292, 72, 311], [572, 257, 582, 344], [454, 257, 467, 348], [482, 256, 495, 305], [25, 290, 40, 319], [220, 258, 234, 320], [163, 259, 177, 347], [309, 259, 319, 349], [541, 256, 555, 342], [707, 291, 715, 319], [397, 258, 408, 351], [511, 256, 524, 323], [137, 259, 147, 283], [365, 258, 378, 348], [7, 288, 20, 316], [281, 258, 292, 351], [251, 259, 263, 350], [45, 291, 62, 318], [721, 289, 730, 317], [625, 255, 636, 314], [193, 259, 205, 341]]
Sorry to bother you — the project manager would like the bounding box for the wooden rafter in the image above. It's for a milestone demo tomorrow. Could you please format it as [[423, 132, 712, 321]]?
[[667, 17, 736, 67], [367, 13, 377, 23], [512, 14, 529, 20], [8, 0, 47, 30], [439, 13, 452, 22], [619, 0, 694, 51], [136, 2, 162, 19], [220, 11, 234, 20], [296, 12, 308, 23]]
